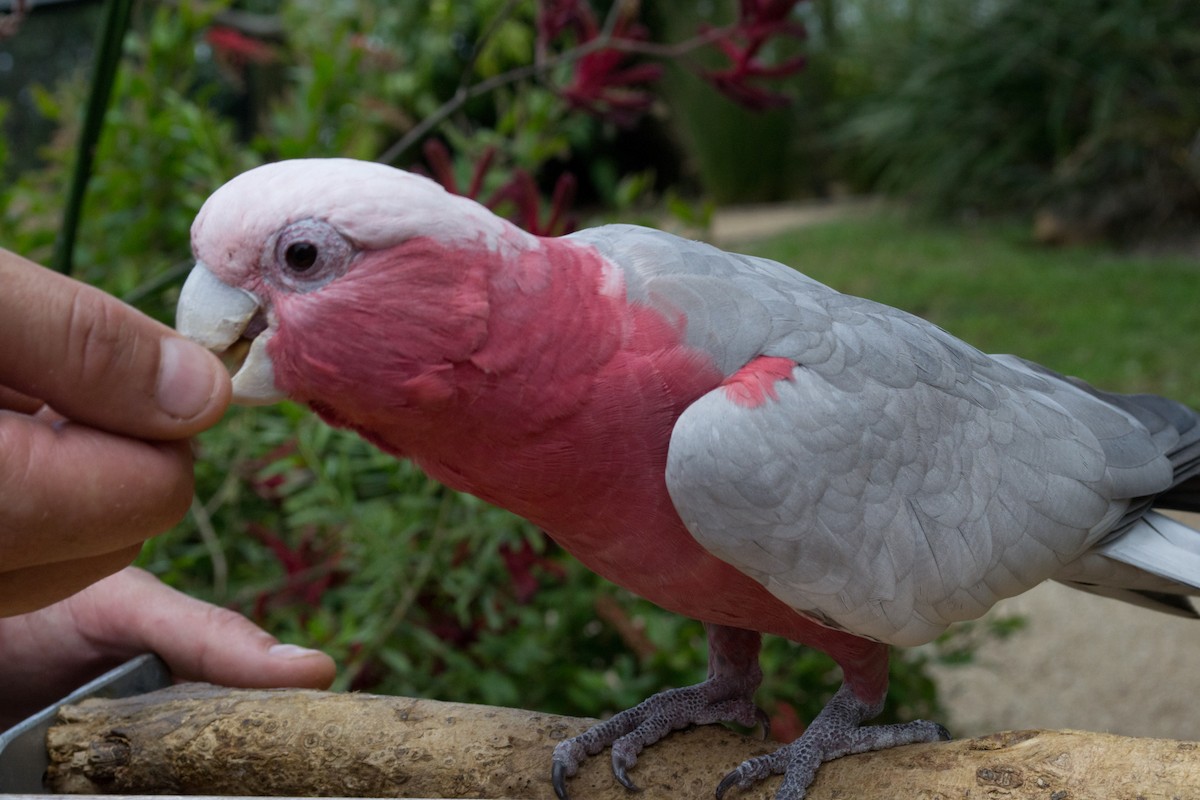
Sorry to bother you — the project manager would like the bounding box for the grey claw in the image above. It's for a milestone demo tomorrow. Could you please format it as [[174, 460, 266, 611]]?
[[934, 723, 952, 741], [614, 762, 641, 792], [755, 706, 772, 741], [715, 768, 742, 800], [552, 761, 570, 800]]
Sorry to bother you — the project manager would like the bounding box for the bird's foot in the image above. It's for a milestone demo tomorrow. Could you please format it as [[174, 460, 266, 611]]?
[[551, 673, 767, 799], [716, 683, 950, 800]]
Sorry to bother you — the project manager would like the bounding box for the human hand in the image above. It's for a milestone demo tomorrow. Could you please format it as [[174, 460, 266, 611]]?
[[0, 248, 232, 615], [0, 567, 336, 727]]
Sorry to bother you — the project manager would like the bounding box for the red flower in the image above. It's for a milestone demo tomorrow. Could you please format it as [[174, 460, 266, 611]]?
[[486, 168, 579, 237], [421, 139, 496, 201], [499, 539, 567, 604], [560, 50, 663, 126], [205, 24, 278, 67], [537, 0, 594, 43], [247, 523, 348, 623], [422, 139, 578, 236], [702, 0, 808, 110], [537, 0, 662, 127]]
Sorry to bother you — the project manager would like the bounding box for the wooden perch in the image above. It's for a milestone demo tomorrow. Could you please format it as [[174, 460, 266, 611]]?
[[46, 683, 1200, 799]]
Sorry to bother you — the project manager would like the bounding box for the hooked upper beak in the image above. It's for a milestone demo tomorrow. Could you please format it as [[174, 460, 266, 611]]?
[[176, 263, 284, 405]]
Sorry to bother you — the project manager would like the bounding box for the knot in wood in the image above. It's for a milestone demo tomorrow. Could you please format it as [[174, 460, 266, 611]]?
[[85, 733, 131, 781], [976, 765, 1023, 788]]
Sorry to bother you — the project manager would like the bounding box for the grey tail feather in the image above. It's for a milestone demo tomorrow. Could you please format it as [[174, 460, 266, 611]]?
[[1096, 511, 1200, 595], [1102, 391, 1200, 483], [1062, 510, 1200, 616], [1074, 384, 1200, 510], [1001, 361, 1200, 613], [1020, 363, 1200, 495]]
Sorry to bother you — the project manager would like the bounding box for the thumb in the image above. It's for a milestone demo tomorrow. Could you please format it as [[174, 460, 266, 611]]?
[[99, 568, 336, 690], [0, 250, 231, 440]]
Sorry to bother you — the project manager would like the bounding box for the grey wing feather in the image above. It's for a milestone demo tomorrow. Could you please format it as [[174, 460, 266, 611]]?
[[571, 224, 1200, 646]]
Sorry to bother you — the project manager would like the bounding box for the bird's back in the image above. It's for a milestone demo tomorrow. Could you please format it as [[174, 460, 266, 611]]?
[[570, 224, 1200, 645]]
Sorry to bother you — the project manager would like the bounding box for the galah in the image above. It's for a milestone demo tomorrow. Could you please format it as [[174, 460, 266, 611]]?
[[177, 158, 1200, 799]]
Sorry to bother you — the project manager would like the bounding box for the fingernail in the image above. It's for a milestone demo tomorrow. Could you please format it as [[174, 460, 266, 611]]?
[[268, 643, 325, 659], [157, 336, 222, 419]]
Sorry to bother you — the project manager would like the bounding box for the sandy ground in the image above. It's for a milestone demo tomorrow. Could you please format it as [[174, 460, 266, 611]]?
[[710, 203, 1200, 743], [926, 561, 1200, 741]]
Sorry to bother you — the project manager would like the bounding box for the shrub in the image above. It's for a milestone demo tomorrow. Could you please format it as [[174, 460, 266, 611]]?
[[834, 0, 1200, 241]]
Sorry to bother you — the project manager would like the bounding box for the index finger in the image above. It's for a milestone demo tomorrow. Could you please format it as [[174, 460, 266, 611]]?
[[0, 249, 231, 440]]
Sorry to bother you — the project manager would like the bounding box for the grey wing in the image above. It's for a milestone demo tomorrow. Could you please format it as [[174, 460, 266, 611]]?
[[660, 283, 1177, 647], [570, 223, 1187, 644]]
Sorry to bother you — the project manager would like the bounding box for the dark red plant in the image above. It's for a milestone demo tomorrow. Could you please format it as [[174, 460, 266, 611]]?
[[243, 441, 299, 501], [537, 0, 595, 43], [545, 1, 664, 126], [701, 0, 808, 110], [499, 538, 568, 604], [421, 139, 578, 237], [422, 139, 496, 201], [247, 522, 349, 623], [487, 169, 579, 237], [560, 47, 664, 127], [205, 24, 279, 68], [536, 0, 808, 118]]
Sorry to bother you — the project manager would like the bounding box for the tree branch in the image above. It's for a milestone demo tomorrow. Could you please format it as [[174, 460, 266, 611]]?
[[46, 684, 1200, 799]]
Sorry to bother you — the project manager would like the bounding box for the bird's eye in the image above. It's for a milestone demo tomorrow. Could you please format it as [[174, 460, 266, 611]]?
[[268, 218, 355, 292], [285, 241, 319, 272]]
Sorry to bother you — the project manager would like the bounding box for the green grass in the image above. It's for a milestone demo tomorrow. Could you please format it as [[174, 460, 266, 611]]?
[[742, 212, 1200, 409]]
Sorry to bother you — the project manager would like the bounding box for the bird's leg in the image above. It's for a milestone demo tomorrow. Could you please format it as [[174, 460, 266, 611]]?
[[552, 623, 766, 799], [717, 640, 950, 800]]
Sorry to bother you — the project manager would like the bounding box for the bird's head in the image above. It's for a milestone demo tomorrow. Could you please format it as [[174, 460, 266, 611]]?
[[177, 158, 532, 407]]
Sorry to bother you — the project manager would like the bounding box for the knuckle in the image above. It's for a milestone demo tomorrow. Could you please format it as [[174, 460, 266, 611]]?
[[194, 604, 256, 675], [64, 287, 148, 392], [203, 603, 251, 634]]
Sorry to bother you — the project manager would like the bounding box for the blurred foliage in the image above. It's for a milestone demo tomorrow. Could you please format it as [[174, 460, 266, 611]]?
[[828, 0, 1200, 241], [1, 2, 252, 299]]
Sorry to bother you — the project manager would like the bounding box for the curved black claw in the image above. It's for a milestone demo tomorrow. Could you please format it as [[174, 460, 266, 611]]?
[[755, 705, 772, 741], [613, 762, 641, 793], [715, 768, 747, 800], [552, 760, 570, 800]]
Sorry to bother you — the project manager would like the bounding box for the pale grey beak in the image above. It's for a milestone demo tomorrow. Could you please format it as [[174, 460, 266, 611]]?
[[176, 263, 284, 405]]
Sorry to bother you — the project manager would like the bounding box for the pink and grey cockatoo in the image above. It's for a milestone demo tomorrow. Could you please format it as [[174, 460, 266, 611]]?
[[177, 159, 1200, 799]]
